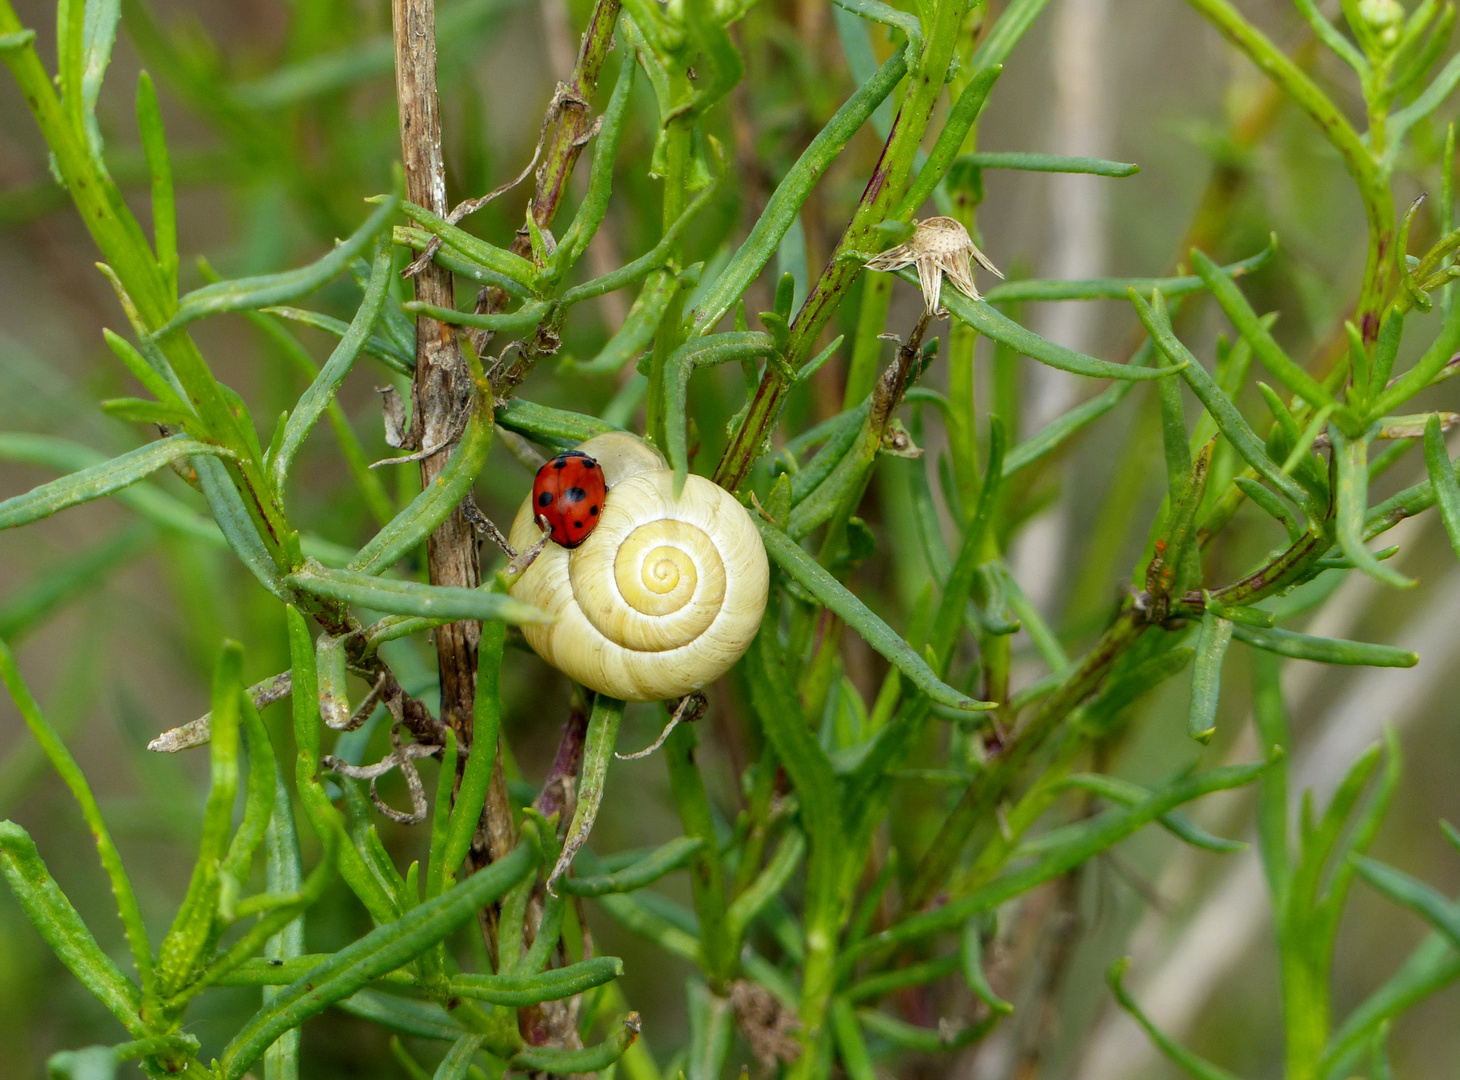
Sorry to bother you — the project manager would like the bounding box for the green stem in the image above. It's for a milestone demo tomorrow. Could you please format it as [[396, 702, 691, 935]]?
[[663, 721, 735, 990]]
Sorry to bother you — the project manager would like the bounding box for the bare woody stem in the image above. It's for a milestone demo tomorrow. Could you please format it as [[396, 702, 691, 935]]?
[[392, 0, 516, 862]]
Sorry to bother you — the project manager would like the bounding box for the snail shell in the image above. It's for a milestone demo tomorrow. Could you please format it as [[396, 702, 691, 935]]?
[[507, 432, 770, 702]]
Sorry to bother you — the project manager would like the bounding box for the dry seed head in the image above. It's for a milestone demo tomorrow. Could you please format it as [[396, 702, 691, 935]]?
[[864, 216, 1002, 316]]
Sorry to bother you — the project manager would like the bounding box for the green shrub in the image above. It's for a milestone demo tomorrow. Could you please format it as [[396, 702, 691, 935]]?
[[1, 0, 1459, 1076]]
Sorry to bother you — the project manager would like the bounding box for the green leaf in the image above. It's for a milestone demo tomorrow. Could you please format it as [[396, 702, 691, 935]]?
[[510, 1014, 641, 1074], [431, 1035, 484, 1080], [1057, 773, 1244, 854], [135, 71, 176, 295], [0, 821, 143, 1035], [562, 836, 704, 896], [1230, 623, 1416, 666], [451, 956, 624, 1005], [155, 642, 244, 998], [271, 240, 394, 488], [0, 435, 233, 530], [1188, 611, 1233, 744], [218, 842, 536, 1079], [390, 198, 538, 287], [956, 151, 1138, 176], [842, 760, 1267, 964], [664, 332, 779, 494], [1106, 958, 1246, 1080], [1354, 856, 1460, 947], [495, 398, 623, 446], [756, 521, 993, 711], [726, 828, 807, 944], [333, 989, 466, 1040], [569, 270, 680, 373], [260, 306, 414, 375], [159, 194, 399, 334], [1423, 413, 1460, 563], [986, 244, 1273, 304], [1191, 247, 1334, 411], [547, 694, 625, 894], [959, 920, 1013, 1013], [692, 48, 909, 333], [0, 638, 155, 993], [831, 997, 879, 1080], [1332, 426, 1416, 588], [348, 388, 492, 575], [939, 282, 1176, 380], [288, 563, 551, 624], [1132, 288, 1316, 517], [895, 63, 1002, 218]]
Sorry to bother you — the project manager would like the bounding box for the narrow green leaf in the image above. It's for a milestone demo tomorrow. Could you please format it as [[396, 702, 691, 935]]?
[[348, 389, 492, 575], [510, 1014, 641, 1074], [664, 332, 779, 493], [0, 821, 143, 1034], [831, 997, 879, 1080], [288, 564, 552, 625], [547, 694, 625, 894], [959, 921, 1013, 1013], [401, 299, 549, 337], [0, 435, 232, 530], [1189, 611, 1234, 744], [159, 194, 399, 334], [433, 1035, 485, 1080], [1353, 857, 1460, 945], [272, 240, 394, 488], [390, 198, 537, 286], [1230, 623, 1416, 667], [1058, 773, 1244, 854], [1332, 426, 1416, 588], [218, 843, 536, 1080], [0, 639, 153, 991], [451, 956, 624, 1005], [941, 283, 1175, 380], [260, 306, 414, 375], [842, 760, 1266, 964], [569, 270, 679, 372], [1106, 958, 1246, 1080], [496, 398, 622, 445], [896, 63, 1002, 217], [956, 151, 1138, 176], [1423, 413, 1460, 563], [1131, 288, 1315, 516], [135, 71, 176, 295], [985, 244, 1273, 304], [562, 836, 704, 896], [263, 763, 304, 1080], [756, 521, 993, 711], [1191, 247, 1333, 410], [692, 48, 909, 333], [726, 828, 807, 944]]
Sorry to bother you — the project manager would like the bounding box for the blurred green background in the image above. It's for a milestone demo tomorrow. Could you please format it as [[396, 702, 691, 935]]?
[[1, 0, 1458, 1075]]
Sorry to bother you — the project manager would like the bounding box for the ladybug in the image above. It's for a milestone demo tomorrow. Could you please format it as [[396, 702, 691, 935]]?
[[532, 450, 607, 548]]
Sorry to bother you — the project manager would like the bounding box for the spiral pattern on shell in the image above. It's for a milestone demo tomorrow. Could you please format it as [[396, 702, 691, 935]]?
[[507, 432, 769, 702]]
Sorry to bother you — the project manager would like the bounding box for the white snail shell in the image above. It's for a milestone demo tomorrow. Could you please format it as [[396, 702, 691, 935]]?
[[507, 432, 770, 702]]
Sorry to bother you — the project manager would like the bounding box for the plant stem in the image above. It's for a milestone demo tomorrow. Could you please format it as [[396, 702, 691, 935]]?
[[392, 0, 515, 876], [714, 0, 974, 491]]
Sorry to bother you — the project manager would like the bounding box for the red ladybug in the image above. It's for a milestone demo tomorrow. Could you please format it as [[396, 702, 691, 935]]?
[[532, 450, 607, 548]]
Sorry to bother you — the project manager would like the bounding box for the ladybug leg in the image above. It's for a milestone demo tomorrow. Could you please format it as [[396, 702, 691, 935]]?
[[502, 516, 553, 581], [461, 493, 517, 558]]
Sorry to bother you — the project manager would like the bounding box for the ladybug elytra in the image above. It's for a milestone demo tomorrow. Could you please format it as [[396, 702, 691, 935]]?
[[532, 450, 607, 548]]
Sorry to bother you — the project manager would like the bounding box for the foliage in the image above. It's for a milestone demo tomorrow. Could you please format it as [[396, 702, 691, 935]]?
[[1, 0, 1460, 1076]]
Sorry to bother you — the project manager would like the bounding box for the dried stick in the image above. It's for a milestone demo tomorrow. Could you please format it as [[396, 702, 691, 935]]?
[[392, 0, 517, 866]]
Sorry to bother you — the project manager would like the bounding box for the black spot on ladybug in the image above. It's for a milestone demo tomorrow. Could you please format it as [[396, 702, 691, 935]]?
[[572, 519, 584, 528], [553, 458, 569, 469], [565, 486, 586, 503], [590, 505, 599, 516], [538, 492, 552, 507]]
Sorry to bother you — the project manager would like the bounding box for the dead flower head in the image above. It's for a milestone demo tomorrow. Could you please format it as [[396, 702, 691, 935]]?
[[865, 215, 1002, 316]]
